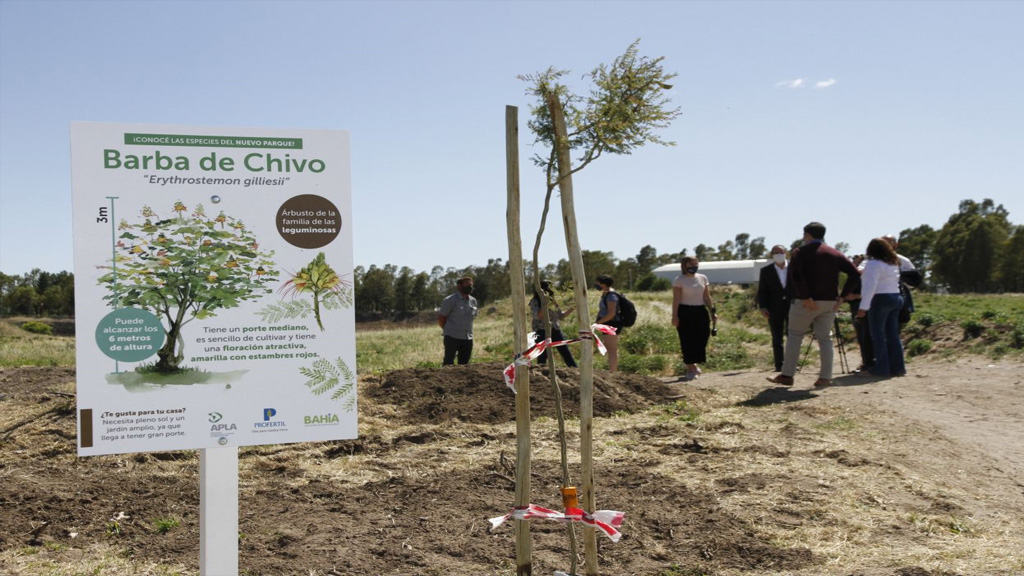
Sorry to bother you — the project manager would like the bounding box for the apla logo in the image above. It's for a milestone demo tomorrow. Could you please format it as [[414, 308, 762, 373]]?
[[304, 413, 340, 426], [210, 411, 237, 436], [253, 407, 286, 431]]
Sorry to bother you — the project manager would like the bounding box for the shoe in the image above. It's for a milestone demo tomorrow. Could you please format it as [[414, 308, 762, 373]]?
[[813, 378, 831, 388], [766, 374, 794, 386], [695, 367, 702, 377]]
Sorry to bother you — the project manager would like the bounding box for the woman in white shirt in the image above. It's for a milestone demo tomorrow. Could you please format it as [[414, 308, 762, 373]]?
[[855, 238, 906, 377], [672, 257, 718, 380]]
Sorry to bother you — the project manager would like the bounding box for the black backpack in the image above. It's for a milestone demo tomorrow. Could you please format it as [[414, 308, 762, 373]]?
[[612, 292, 637, 327]]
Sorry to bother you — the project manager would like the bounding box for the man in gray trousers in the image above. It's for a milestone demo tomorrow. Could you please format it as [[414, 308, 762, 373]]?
[[767, 222, 859, 388]]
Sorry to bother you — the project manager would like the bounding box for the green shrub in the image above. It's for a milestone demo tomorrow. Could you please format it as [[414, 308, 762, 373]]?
[[621, 323, 678, 355], [1011, 325, 1024, 349], [20, 321, 52, 335], [961, 320, 985, 339], [906, 339, 933, 357], [618, 354, 645, 374], [152, 517, 180, 534], [915, 312, 937, 328], [704, 336, 755, 372], [618, 353, 669, 375], [644, 354, 669, 372]]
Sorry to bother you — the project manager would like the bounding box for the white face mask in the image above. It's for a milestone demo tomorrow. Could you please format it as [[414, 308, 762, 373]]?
[[773, 253, 786, 264]]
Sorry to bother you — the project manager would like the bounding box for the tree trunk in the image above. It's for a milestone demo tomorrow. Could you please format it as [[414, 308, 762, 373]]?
[[505, 105, 533, 575], [545, 92, 599, 575], [156, 322, 181, 372]]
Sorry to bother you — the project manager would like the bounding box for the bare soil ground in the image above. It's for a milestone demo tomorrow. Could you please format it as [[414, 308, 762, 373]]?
[[1, 355, 1023, 575]]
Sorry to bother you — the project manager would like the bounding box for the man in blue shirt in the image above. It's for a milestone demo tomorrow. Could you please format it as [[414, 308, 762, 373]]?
[[438, 276, 478, 365]]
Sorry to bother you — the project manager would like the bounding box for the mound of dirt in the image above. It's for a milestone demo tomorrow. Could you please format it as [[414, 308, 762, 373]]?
[[363, 362, 681, 424]]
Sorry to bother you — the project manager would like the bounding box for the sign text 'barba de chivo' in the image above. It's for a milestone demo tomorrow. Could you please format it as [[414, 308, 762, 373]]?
[[103, 149, 327, 173]]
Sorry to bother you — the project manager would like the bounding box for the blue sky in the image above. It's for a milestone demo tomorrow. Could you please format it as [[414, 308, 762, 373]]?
[[2, 0, 1022, 277]]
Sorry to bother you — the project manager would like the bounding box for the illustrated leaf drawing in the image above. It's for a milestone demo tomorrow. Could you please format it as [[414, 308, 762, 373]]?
[[299, 356, 356, 411], [257, 299, 312, 323]]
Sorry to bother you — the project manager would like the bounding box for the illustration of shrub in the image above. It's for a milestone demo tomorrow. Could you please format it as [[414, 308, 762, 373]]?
[[259, 252, 352, 331], [98, 202, 277, 373], [299, 356, 356, 411]]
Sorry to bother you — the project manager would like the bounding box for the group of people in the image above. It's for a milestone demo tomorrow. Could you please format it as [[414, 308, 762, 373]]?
[[436, 274, 626, 370], [436, 221, 916, 386], [760, 222, 916, 388], [436, 263, 719, 377]]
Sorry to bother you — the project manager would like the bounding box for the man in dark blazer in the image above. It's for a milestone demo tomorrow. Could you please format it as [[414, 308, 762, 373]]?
[[757, 244, 793, 371]]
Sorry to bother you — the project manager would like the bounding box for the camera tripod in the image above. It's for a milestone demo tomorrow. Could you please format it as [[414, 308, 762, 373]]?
[[798, 315, 850, 374]]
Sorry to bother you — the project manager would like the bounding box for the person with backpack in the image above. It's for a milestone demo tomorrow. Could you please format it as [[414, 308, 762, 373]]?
[[594, 274, 624, 372], [672, 257, 718, 380]]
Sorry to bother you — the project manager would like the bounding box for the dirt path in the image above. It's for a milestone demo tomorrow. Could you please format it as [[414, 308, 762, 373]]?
[[688, 356, 1024, 510], [826, 359, 1024, 480]]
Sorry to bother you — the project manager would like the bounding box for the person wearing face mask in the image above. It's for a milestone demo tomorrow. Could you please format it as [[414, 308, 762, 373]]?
[[593, 274, 622, 372], [672, 256, 718, 380], [757, 245, 794, 372], [438, 276, 478, 365]]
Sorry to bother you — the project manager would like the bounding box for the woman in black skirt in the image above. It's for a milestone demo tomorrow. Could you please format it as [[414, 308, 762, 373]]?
[[671, 257, 718, 380]]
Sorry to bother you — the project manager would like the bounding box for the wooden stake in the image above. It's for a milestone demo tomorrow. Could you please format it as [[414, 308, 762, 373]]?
[[505, 105, 532, 576], [545, 93, 599, 575]]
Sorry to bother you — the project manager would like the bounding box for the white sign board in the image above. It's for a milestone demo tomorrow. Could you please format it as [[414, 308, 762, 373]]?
[[71, 122, 356, 456]]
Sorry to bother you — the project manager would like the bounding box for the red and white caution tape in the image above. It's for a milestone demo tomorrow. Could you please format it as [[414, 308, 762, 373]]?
[[489, 504, 626, 542], [502, 324, 619, 392]]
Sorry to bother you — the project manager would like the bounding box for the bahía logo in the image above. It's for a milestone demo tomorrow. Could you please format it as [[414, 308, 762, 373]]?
[[209, 412, 223, 423], [304, 413, 340, 426]]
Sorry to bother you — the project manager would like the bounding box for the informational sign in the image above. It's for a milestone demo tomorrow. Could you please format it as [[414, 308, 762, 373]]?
[[71, 122, 356, 456]]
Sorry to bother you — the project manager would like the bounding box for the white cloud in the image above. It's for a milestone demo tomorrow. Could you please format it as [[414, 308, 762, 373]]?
[[815, 78, 838, 89], [775, 78, 805, 89]]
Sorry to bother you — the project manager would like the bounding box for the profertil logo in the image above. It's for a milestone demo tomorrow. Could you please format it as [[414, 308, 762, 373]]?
[[253, 408, 286, 432]]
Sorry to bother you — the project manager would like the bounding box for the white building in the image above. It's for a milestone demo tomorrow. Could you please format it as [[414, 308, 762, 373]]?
[[653, 259, 770, 286]]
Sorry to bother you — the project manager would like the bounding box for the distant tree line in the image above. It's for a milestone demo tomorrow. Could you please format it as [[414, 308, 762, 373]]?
[[351, 198, 1022, 315], [3, 198, 1020, 318], [0, 270, 75, 317]]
